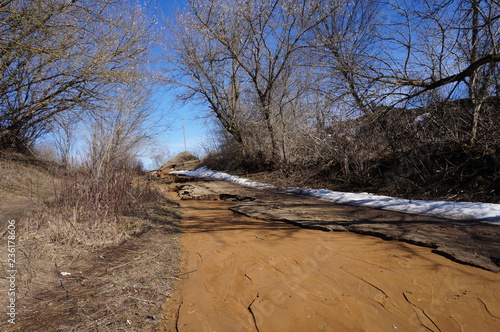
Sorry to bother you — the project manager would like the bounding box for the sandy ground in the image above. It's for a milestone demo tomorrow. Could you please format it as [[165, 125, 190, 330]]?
[[158, 178, 500, 332]]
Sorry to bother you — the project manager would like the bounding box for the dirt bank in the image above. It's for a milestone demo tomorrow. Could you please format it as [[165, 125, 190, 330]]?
[[158, 177, 500, 331]]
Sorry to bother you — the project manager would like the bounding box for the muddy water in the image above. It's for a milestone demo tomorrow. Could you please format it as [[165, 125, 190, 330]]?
[[158, 198, 500, 332]]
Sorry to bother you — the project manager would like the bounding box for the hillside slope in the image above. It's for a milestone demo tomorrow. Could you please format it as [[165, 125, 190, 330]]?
[[0, 151, 180, 331]]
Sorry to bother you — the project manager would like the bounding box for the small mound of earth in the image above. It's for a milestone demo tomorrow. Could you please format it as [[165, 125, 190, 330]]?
[[161, 151, 200, 172]]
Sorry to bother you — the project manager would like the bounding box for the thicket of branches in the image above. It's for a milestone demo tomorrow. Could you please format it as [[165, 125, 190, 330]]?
[[1, 0, 165, 234], [2, 0, 499, 201], [164, 0, 500, 200], [0, 0, 156, 158]]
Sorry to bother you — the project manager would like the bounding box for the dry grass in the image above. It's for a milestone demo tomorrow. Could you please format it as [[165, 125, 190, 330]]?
[[7, 204, 180, 332], [0, 151, 181, 331], [0, 150, 60, 209]]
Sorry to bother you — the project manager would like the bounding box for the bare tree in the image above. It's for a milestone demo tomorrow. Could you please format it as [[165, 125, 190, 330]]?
[[50, 113, 79, 167], [163, 0, 334, 167], [310, 0, 380, 116], [460, 0, 500, 143], [162, 0, 500, 181], [164, 7, 248, 145], [366, 0, 499, 133], [86, 85, 157, 177], [150, 147, 172, 170], [0, 0, 155, 151]]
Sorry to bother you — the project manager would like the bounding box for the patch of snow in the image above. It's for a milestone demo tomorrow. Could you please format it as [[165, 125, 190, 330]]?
[[172, 166, 274, 189], [284, 187, 500, 225], [413, 112, 431, 127], [172, 167, 500, 225]]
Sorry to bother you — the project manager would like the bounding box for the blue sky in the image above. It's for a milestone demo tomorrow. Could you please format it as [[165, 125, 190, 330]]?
[[139, 0, 210, 169], [140, 92, 210, 169], [160, 101, 209, 156]]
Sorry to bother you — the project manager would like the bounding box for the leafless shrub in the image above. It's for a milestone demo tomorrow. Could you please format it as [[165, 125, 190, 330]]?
[[15, 160, 163, 248]]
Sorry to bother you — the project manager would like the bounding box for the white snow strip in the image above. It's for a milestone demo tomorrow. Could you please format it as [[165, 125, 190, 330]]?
[[172, 167, 500, 225], [172, 166, 275, 189]]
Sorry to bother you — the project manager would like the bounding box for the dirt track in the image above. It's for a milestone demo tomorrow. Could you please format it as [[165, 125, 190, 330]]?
[[158, 177, 500, 331]]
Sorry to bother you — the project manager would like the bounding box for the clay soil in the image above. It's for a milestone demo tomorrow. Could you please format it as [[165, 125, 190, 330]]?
[[158, 176, 500, 332]]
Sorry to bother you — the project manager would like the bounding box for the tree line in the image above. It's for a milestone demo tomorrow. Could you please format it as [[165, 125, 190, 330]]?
[[164, 0, 500, 185], [1, 0, 499, 197]]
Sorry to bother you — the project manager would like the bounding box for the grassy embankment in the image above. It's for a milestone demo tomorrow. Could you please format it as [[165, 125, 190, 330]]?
[[0, 150, 180, 331]]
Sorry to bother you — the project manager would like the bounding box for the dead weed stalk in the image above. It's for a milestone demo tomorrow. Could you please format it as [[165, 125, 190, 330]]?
[[22, 163, 164, 247]]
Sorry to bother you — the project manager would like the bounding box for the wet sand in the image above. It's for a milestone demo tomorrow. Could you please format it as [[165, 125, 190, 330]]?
[[158, 191, 500, 331]]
